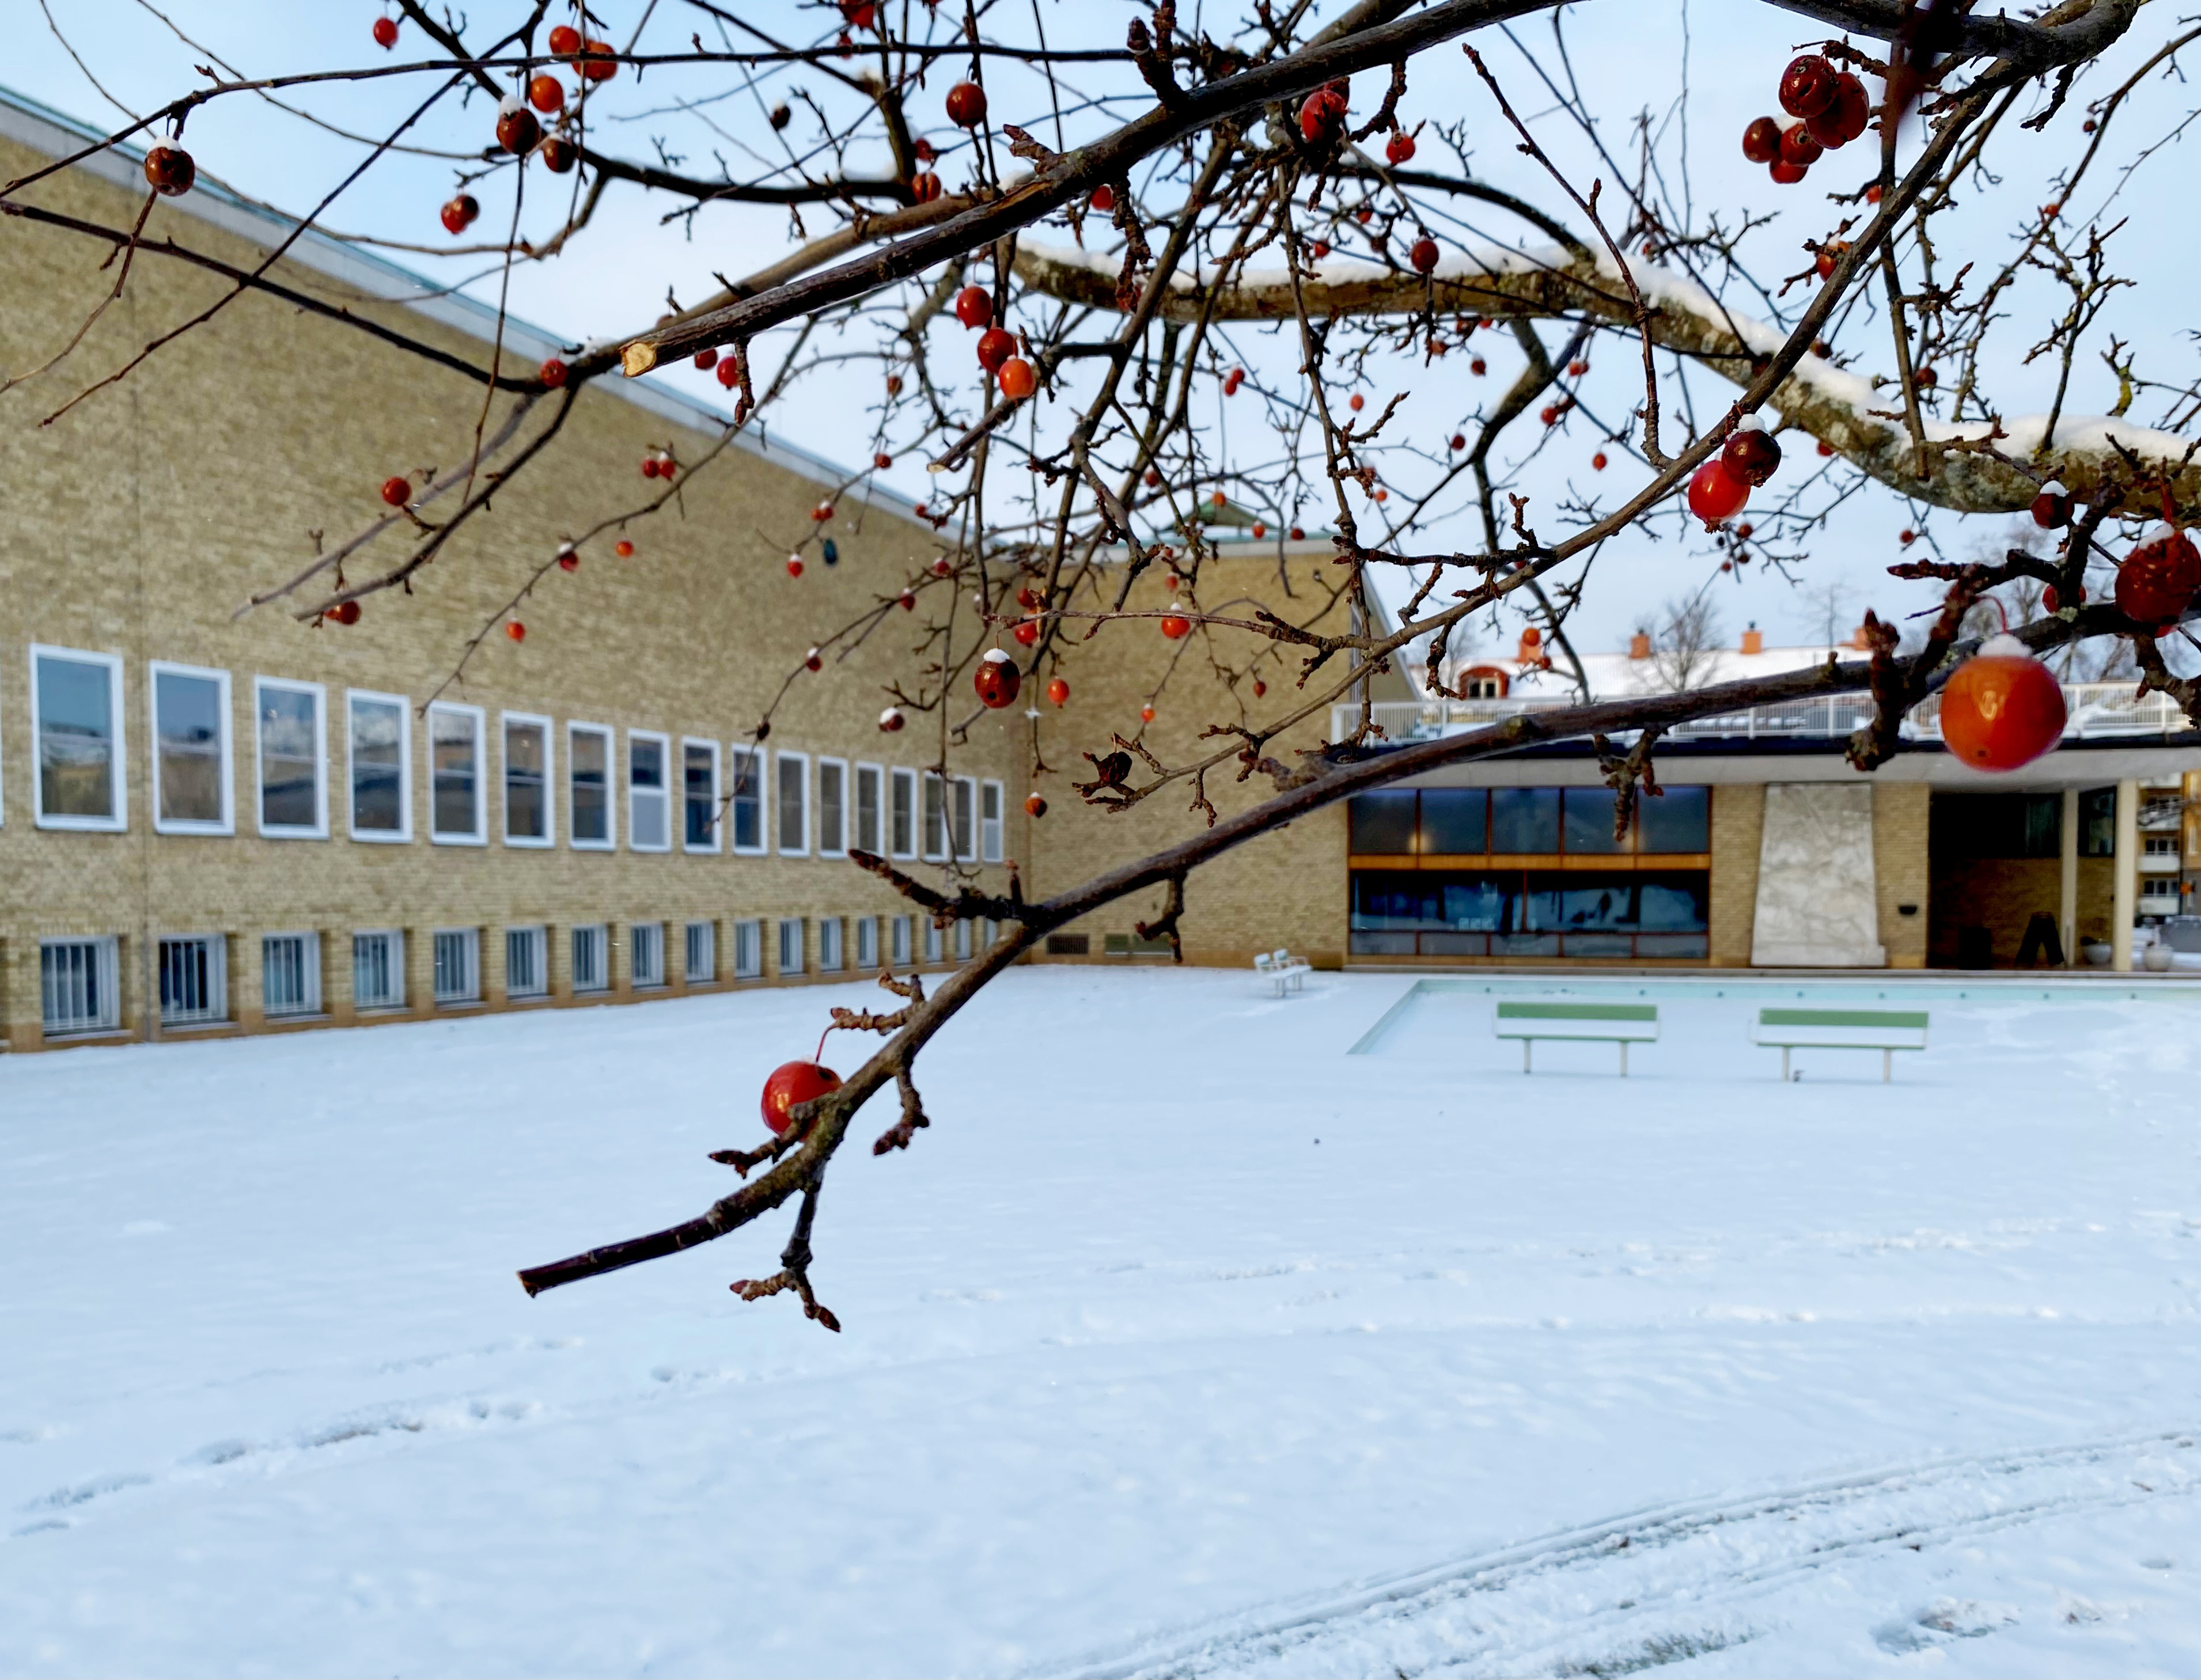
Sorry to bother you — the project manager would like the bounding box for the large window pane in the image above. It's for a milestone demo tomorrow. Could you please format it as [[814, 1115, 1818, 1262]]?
[[430, 708, 479, 838], [891, 769, 916, 856], [350, 697, 406, 835], [1490, 787, 1560, 854], [36, 654, 116, 820], [777, 754, 807, 852], [953, 778, 975, 860], [505, 720, 547, 840], [855, 765, 882, 855], [684, 743, 718, 848], [818, 760, 845, 855], [154, 670, 223, 825], [570, 727, 609, 843], [1349, 790, 1417, 853], [923, 774, 946, 858], [1638, 786, 1710, 854], [630, 735, 668, 850], [1419, 788, 1486, 854], [259, 685, 320, 831], [729, 748, 762, 850], [1562, 786, 1624, 854]]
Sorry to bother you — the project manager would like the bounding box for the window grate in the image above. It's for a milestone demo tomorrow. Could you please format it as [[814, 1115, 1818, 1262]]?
[[685, 920, 716, 983], [41, 937, 119, 1035], [159, 935, 226, 1026], [262, 933, 321, 1017], [891, 915, 911, 966], [506, 926, 548, 999], [855, 916, 878, 969], [631, 922, 665, 987], [433, 929, 480, 1004], [353, 931, 404, 1010], [778, 917, 805, 976], [571, 924, 608, 993], [819, 917, 844, 972]]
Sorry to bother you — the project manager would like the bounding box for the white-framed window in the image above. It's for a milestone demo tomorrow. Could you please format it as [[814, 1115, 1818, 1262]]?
[[819, 916, 844, 972], [628, 731, 672, 852], [347, 691, 411, 842], [352, 930, 405, 1010], [427, 703, 486, 844], [31, 646, 127, 831], [685, 920, 717, 983], [778, 917, 805, 976], [683, 738, 721, 852], [981, 780, 1005, 863], [149, 662, 232, 835], [433, 928, 480, 1004], [890, 767, 918, 859], [954, 917, 973, 961], [817, 758, 848, 858], [158, 935, 226, 1026], [254, 677, 328, 839], [922, 772, 948, 861], [855, 915, 878, 969], [728, 746, 766, 854], [571, 924, 609, 993], [732, 918, 764, 980], [262, 932, 322, 1017], [954, 776, 978, 863], [40, 936, 120, 1034], [854, 763, 884, 856], [568, 723, 615, 849], [506, 926, 548, 999], [630, 921, 665, 987], [923, 919, 944, 964], [776, 750, 809, 855], [890, 915, 911, 966], [502, 712, 554, 847]]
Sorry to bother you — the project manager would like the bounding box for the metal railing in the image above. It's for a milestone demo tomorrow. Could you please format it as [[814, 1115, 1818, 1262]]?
[[1334, 681, 2195, 747]]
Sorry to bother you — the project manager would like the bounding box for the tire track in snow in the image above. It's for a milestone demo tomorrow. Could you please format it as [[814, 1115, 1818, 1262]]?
[[1055, 1429, 2198, 1679]]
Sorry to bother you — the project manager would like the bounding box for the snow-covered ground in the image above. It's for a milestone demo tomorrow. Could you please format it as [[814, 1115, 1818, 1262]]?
[[1, 969, 2195, 1679]]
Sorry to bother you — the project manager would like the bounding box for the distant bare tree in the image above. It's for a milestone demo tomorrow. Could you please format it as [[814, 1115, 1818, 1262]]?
[[1651, 589, 1725, 692]]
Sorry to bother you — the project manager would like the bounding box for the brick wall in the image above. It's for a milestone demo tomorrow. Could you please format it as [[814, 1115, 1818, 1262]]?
[[1872, 782, 1931, 968], [1018, 551, 1404, 971], [0, 132, 1019, 1048], [1707, 783, 1763, 965]]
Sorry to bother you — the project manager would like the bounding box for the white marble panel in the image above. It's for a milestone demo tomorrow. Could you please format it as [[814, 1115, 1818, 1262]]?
[[1752, 783, 1887, 967]]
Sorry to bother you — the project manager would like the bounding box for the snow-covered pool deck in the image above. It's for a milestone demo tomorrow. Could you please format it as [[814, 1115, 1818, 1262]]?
[[2, 969, 2195, 1678]]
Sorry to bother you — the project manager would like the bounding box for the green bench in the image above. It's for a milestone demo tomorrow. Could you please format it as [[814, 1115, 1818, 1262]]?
[[1495, 1001, 1659, 1076], [1753, 1007, 1929, 1083]]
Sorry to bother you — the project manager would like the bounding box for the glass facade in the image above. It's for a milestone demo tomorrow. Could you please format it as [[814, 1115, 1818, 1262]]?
[[1348, 784, 1713, 960]]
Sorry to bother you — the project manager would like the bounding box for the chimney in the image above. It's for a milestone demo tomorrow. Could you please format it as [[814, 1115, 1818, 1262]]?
[[1740, 623, 1764, 655], [1628, 630, 1652, 660], [1515, 625, 1543, 664], [1848, 622, 1872, 649]]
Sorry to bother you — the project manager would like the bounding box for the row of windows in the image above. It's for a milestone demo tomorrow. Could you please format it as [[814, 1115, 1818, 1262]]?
[[1347, 786, 1712, 858], [9, 646, 1007, 862], [35, 914, 992, 1038]]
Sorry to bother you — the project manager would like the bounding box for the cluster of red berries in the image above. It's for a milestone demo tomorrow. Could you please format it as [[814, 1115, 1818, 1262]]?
[[639, 449, 677, 480], [1741, 53, 1870, 184], [952, 285, 1035, 399], [1685, 412, 1783, 526]]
